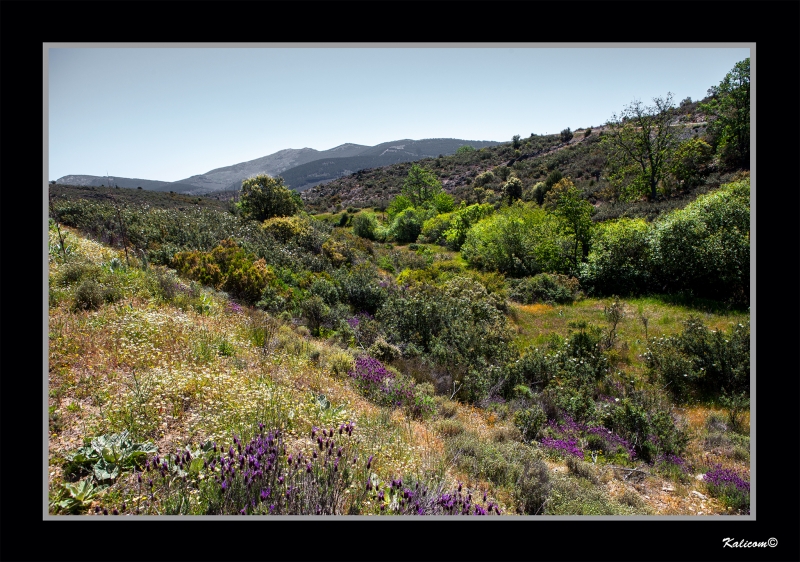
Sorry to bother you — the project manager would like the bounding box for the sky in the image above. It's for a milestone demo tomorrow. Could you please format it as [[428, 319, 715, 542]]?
[[47, 45, 751, 183]]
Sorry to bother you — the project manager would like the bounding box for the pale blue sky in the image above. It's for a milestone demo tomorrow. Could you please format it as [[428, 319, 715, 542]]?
[[47, 46, 751, 182]]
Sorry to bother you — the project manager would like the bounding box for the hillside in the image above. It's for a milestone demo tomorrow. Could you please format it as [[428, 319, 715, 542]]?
[[301, 97, 722, 223], [54, 175, 199, 193], [48, 222, 749, 517]]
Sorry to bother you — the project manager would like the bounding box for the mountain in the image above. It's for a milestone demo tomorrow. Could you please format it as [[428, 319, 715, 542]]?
[[169, 144, 372, 195], [273, 139, 500, 192], [54, 174, 198, 192], [57, 138, 500, 196]]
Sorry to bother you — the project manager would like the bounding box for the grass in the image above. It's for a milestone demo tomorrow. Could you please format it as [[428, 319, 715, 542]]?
[[48, 226, 749, 516]]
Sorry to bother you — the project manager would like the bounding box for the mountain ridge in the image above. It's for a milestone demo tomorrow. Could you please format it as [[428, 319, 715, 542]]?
[[56, 138, 499, 196]]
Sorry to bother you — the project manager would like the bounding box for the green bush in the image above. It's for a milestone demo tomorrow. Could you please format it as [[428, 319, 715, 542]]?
[[239, 174, 301, 222], [508, 273, 580, 305], [473, 170, 495, 188], [388, 207, 429, 243], [513, 404, 547, 442], [645, 315, 750, 400], [442, 203, 494, 251], [420, 212, 453, 245], [379, 277, 512, 402], [430, 192, 456, 214], [351, 212, 379, 240], [605, 397, 689, 462], [308, 275, 341, 306], [461, 204, 568, 277], [649, 177, 750, 303], [336, 263, 388, 316], [301, 295, 330, 336], [579, 218, 652, 296], [73, 279, 107, 311]]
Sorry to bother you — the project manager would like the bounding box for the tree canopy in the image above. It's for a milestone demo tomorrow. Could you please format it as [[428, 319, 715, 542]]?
[[604, 93, 679, 201], [239, 174, 302, 222], [700, 58, 750, 170], [402, 164, 443, 207]]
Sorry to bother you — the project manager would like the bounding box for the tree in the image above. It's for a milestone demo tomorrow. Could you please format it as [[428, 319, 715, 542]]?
[[699, 58, 750, 170], [503, 176, 523, 204], [669, 138, 713, 191], [512, 134, 522, 149], [239, 174, 301, 222], [544, 178, 594, 271], [603, 93, 679, 201], [401, 164, 442, 207], [560, 128, 573, 143]]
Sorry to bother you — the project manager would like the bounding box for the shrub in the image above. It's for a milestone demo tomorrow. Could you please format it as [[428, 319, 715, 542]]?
[[430, 192, 456, 214], [351, 212, 379, 240], [308, 276, 341, 307], [58, 260, 101, 286], [560, 128, 573, 143], [388, 207, 429, 243], [239, 175, 301, 222], [508, 273, 580, 305], [301, 295, 330, 336], [644, 316, 750, 400], [327, 350, 355, 378], [513, 405, 547, 442], [420, 213, 453, 245], [73, 279, 110, 311], [261, 215, 312, 243], [442, 203, 494, 251], [649, 177, 750, 303], [378, 277, 512, 402], [514, 456, 551, 515], [336, 263, 388, 316], [436, 418, 466, 437], [461, 204, 568, 277], [503, 176, 524, 203], [579, 218, 652, 296], [584, 128, 592, 137], [703, 465, 750, 513], [386, 195, 413, 220], [473, 170, 495, 188], [605, 398, 688, 462], [368, 337, 402, 362], [565, 455, 599, 484]]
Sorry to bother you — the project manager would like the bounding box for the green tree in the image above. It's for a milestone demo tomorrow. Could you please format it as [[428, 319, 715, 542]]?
[[669, 138, 713, 191], [456, 145, 475, 154], [512, 135, 522, 149], [699, 58, 750, 170], [402, 164, 443, 207], [604, 93, 679, 201], [239, 174, 301, 222], [503, 176, 523, 204], [431, 191, 456, 213], [544, 178, 594, 271], [386, 195, 413, 220], [560, 128, 573, 143]]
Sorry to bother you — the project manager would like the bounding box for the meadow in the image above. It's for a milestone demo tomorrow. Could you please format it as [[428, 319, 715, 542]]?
[[47, 172, 750, 516]]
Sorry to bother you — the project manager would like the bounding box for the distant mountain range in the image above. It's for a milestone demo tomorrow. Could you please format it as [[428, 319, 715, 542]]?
[[55, 138, 500, 195]]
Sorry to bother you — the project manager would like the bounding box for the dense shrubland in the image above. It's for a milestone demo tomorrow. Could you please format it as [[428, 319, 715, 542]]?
[[49, 59, 749, 516]]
